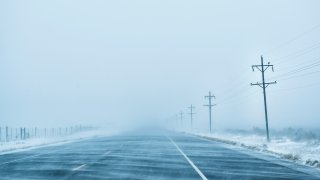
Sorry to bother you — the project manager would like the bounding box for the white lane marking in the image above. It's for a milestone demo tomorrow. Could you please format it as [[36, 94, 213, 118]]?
[[0, 151, 56, 166], [72, 149, 114, 171], [72, 164, 86, 171], [104, 151, 111, 155], [167, 136, 208, 180]]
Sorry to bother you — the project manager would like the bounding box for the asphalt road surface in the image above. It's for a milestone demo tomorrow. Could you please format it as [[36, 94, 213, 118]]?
[[0, 131, 319, 179]]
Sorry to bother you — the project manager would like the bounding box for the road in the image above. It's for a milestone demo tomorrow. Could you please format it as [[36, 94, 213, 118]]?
[[0, 131, 319, 179]]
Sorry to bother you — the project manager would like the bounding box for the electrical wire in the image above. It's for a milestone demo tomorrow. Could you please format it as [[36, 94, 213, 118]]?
[[269, 81, 320, 93], [218, 89, 260, 106], [269, 57, 320, 80], [277, 69, 320, 81], [265, 23, 320, 55], [272, 41, 320, 66]]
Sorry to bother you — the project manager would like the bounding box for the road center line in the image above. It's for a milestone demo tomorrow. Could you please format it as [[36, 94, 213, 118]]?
[[71, 148, 115, 172], [72, 164, 86, 171], [103, 151, 111, 155], [167, 136, 208, 180]]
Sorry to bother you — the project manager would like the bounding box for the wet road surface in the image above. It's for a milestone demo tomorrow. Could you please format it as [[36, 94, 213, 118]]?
[[0, 131, 319, 179]]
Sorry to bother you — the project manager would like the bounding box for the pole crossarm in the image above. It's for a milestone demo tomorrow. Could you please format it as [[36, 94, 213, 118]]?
[[188, 105, 196, 111], [204, 95, 215, 99], [251, 81, 277, 88], [203, 104, 216, 107], [252, 64, 274, 72]]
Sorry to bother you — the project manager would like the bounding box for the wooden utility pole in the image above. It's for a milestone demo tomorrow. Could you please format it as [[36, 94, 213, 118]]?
[[188, 104, 195, 130], [204, 91, 216, 133], [251, 55, 277, 142]]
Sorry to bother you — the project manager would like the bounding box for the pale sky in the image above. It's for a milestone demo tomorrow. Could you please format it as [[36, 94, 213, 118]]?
[[0, 0, 320, 131]]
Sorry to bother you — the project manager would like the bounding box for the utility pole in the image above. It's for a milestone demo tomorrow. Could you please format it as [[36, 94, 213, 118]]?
[[251, 55, 277, 142], [175, 114, 178, 128], [6, 126, 8, 142], [204, 91, 216, 133], [188, 104, 195, 130]]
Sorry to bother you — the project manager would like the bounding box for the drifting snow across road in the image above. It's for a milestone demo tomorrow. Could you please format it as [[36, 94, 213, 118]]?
[[193, 128, 320, 169], [0, 128, 120, 155]]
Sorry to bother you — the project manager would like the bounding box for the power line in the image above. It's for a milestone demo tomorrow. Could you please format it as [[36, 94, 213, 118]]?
[[269, 57, 320, 80], [270, 81, 320, 93], [216, 71, 252, 99], [219, 89, 260, 106], [217, 84, 251, 105], [265, 23, 320, 55], [216, 67, 259, 106], [272, 41, 320, 66], [278, 69, 320, 82], [276, 55, 320, 73], [217, 91, 260, 112], [251, 56, 277, 142]]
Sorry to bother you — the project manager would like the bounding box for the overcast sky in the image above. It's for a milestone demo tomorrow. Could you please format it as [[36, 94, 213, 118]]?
[[0, 0, 320, 131]]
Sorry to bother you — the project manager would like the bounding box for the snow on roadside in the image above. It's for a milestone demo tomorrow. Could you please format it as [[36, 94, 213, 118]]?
[[0, 128, 120, 154], [193, 129, 320, 169]]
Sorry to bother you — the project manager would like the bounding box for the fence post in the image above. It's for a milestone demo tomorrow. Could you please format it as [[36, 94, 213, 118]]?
[[6, 126, 8, 142]]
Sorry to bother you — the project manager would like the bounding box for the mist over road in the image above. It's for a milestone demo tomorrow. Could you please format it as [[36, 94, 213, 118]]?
[[0, 131, 319, 179]]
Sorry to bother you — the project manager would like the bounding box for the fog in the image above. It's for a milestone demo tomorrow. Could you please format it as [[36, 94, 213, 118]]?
[[0, 0, 319, 131]]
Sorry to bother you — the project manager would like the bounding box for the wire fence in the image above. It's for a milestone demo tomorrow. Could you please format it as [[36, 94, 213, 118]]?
[[0, 125, 93, 143]]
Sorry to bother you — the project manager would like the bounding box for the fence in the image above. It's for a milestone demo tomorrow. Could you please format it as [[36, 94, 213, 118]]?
[[0, 125, 92, 143]]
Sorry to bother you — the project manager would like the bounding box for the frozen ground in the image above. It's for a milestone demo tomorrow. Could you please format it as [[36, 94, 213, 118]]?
[[193, 128, 320, 169], [0, 128, 120, 154]]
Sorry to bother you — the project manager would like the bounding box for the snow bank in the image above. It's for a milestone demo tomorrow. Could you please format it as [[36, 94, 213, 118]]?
[[0, 128, 119, 154], [193, 128, 320, 169]]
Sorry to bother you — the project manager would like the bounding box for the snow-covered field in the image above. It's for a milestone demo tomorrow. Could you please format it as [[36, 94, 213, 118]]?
[[193, 128, 320, 169], [0, 128, 119, 154]]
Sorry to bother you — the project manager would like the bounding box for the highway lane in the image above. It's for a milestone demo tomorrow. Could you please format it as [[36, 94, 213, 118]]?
[[0, 131, 319, 179]]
